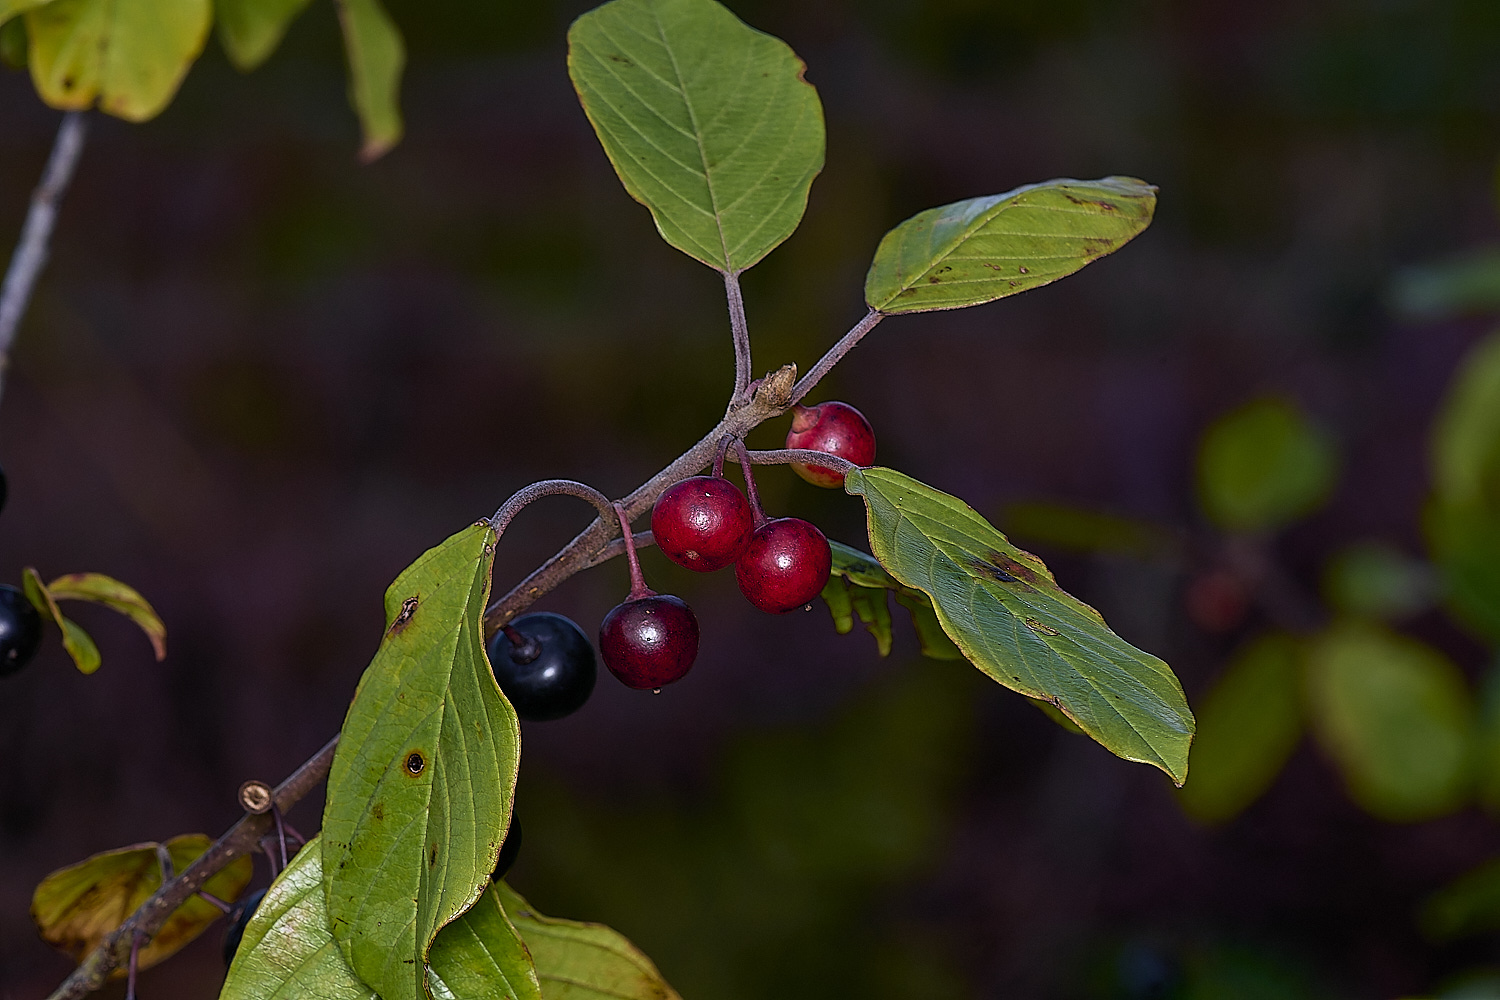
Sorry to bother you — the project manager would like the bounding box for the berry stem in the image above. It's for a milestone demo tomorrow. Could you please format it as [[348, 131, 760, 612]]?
[[712, 435, 732, 478], [490, 480, 615, 537], [196, 891, 232, 914], [729, 448, 860, 477], [501, 624, 542, 663], [724, 271, 752, 403], [732, 440, 767, 528], [614, 503, 655, 600], [125, 932, 142, 1000], [790, 307, 884, 406]]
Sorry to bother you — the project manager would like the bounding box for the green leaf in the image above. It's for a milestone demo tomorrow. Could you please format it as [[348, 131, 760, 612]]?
[[1321, 542, 1437, 622], [46, 572, 167, 660], [821, 540, 962, 660], [1432, 330, 1500, 509], [1390, 250, 1500, 320], [23, 567, 100, 675], [567, 0, 825, 273], [214, 0, 311, 70], [24, 0, 210, 121], [1425, 500, 1500, 644], [1196, 396, 1338, 533], [863, 176, 1156, 314], [226, 838, 540, 1000], [32, 834, 252, 973], [495, 881, 683, 1000], [1305, 621, 1474, 822], [843, 467, 1194, 784], [1422, 857, 1500, 942], [0, 15, 26, 68], [334, 0, 404, 162], [1177, 633, 1304, 824], [323, 523, 520, 1000], [0, 0, 49, 29]]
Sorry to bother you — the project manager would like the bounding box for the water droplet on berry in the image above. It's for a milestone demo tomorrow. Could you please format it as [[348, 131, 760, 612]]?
[[652, 687, 662, 695]]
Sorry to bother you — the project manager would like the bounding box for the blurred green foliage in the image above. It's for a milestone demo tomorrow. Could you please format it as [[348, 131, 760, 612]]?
[[1195, 397, 1338, 535]]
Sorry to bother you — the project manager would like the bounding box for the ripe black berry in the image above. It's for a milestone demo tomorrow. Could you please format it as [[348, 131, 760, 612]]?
[[0, 584, 42, 677], [736, 518, 832, 613], [222, 888, 267, 967], [784, 401, 876, 488], [599, 594, 699, 690], [486, 612, 596, 721], [490, 811, 521, 882], [651, 475, 753, 572]]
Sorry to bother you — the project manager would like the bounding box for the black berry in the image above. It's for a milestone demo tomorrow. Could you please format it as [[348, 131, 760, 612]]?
[[487, 612, 597, 721], [222, 888, 268, 967], [0, 584, 42, 677]]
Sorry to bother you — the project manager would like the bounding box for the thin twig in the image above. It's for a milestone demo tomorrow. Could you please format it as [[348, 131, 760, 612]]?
[[724, 271, 752, 402], [44, 736, 339, 1000], [790, 308, 883, 406], [0, 112, 88, 408], [728, 447, 859, 476], [490, 479, 615, 536]]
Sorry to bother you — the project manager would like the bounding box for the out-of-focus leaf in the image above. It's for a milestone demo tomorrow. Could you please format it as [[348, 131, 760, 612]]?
[[225, 838, 540, 1000], [25, 0, 210, 121], [845, 467, 1194, 784], [567, 0, 825, 274], [1196, 396, 1338, 533], [1322, 542, 1438, 622], [46, 572, 166, 660], [0, 15, 28, 68], [32, 834, 252, 973], [1473, 662, 1500, 815], [1178, 633, 1303, 824], [1422, 857, 1500, 942], [1425, 500, 1500, 643], [1305, 621, 1474, 822], [1001, 501, 1180, 560], [214, 0, 311, 70], [864, 177, 1156, 314], [23, 567, 100, 675], [0, 0, 50, 28], [334, 0, 403, 162], [323, 524, 519, 1000], [821, 541, 961, 660], [496, 882, 682, 1000], [1391, 251, 1500, 320], [1432, 331, 1500, 508]]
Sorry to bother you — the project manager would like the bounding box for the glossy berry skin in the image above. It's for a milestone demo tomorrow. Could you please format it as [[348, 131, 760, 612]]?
[[736, 518, 832, 613], [222, 888, 268, 967], [785, 401, 876, 488], [490, 811, 521, 882], [598, 595, 699, 690], [486, 613, 597, 721], [0, 585, 42, 678], [651, 475, 754, 572]]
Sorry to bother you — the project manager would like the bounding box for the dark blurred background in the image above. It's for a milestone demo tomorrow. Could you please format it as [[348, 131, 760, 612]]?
[[2, 0, 1500, 997]]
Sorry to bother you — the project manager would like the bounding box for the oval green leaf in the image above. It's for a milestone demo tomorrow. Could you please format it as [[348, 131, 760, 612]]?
[[215, 0, 312, 70], [1432, 329, 1500, 509], [47, 571, 167, 660], [495, 881, 682, 1000], [334, 0, 404, 162], [1305, 621, 1474, 822], [567, 0, 825, 273], [32, 834, 252, 973], [1425, 500, 1500, 643], [1177, 633, 1304, 824], [863, 176, 1156, 314], [822, 540, 961, 660], [0, 0, 50, 28], [844, 467, 1193, 784], [322, 523, 521, 1000], [1196, 396, 1338, 534], [25, 0, 210, 122], [226, 838, 540, 1000]]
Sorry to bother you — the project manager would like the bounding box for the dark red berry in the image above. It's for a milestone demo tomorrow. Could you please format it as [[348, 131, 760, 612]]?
[[222, 888, 267, 967], [651, 475, 754, 572], [736, 518, 832, 613], [785, 401, 876, 488], [598, 594, 699, 690], [0, 584, 42, 678], [487, 612, 597, 721]]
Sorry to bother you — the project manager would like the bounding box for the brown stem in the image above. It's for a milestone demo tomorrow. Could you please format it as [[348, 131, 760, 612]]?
[[44, 736, 339, 1000], [729, 447, 859, 476]]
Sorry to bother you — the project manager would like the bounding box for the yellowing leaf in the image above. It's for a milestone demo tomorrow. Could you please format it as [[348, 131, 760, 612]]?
[[47, 572, 166, 660], [23, 567, 99, 675], [334, 0, 403, 162]]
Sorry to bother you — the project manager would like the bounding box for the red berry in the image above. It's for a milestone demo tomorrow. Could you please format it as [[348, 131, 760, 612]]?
[[598, 594, 699, 690], [651, 475, 754, 572], [736, 518, 832, 613], [785, 401, 876, 488]]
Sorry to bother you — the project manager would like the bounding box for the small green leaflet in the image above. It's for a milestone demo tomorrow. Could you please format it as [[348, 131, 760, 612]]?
[[214, 0, 312, 71], [224, 838, 541, 1000], [323, 523, 521, 1000], [335, 0, 404, 162], [844, 467, 1194, 784], [864, 177, 1156, 314], [1195, 396, 1338, 534], [25, 0, 211, 121], [22, 568, 167, 674], [822, 540, 961, 660], [567, 0, 825, 273], [495, 882, 683, 1000]]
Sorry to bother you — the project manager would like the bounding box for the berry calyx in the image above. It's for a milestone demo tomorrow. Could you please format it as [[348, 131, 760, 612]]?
[[736, 517, 832, 613], [486, 612, 597, 721], [222, 888, 268, 967], [651, 475, 753, 572], [785, 401, 876, 488], [598, 502, 700, 690], [490, 811, 521, 882], [0, 584, 42, 677]]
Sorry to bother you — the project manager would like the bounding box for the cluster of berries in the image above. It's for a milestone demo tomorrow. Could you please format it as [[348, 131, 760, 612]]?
[[0, 467, 42, 678], [486, 401, 875, 721]]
